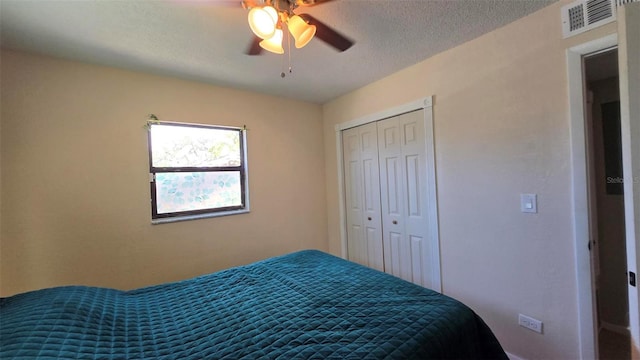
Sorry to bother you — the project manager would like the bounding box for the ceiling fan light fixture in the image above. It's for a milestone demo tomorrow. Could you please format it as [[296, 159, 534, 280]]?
[[259, 28, 284, 54], [287, 15, 316, 48], [248, 5, 278, 39]]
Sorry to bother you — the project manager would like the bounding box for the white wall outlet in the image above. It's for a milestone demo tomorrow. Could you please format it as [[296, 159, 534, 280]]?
[[518, 314, 543, 333], [520, 194, 537, 213]]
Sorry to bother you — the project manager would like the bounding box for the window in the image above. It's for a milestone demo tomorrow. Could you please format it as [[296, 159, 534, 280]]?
[[148, 122, 248, 222]]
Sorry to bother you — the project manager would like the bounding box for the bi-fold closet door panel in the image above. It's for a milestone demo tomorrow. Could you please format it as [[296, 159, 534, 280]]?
[[377, 110, 431, 287], [343, 109, 433, 287], [342, 122, 384, 271]]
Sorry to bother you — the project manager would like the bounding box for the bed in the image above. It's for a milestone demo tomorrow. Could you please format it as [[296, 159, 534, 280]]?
[[1, 250, 507, 359]]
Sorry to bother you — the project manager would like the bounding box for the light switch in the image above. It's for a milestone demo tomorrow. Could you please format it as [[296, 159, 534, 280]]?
[[521, 194, 537, 213]]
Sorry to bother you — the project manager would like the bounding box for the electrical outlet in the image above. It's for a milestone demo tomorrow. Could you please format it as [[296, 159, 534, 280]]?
[[518, 314, 543, 334]]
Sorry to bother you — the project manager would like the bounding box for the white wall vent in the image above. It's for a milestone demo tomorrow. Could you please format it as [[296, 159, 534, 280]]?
[[561, 0, 617, 38]]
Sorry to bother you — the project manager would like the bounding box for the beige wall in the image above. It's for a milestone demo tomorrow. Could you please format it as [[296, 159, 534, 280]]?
[[0, 50, 327, 296], [323, 2, 616, 359]]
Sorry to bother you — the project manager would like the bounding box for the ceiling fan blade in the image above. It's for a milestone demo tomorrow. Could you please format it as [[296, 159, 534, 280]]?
[[295, 0, 334, 7], [246, 36, 263, 55], [299, 13, 353, 52]]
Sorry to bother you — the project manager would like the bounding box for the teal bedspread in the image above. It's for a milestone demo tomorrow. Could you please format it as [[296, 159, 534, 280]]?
[[1, 250, 507, 359]]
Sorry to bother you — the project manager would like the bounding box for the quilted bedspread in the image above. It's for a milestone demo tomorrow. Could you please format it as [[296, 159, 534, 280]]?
[[1, 250, 507, 359]]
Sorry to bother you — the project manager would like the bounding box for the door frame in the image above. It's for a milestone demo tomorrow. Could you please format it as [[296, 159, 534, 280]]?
[[334, 96, 442, 292], [567, 34, 618, 360]]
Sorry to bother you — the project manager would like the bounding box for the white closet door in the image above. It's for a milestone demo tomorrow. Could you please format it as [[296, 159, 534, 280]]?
[[342, 123, 384, 271], [378, 110, 431, 287], [377, 117, 409, 280]]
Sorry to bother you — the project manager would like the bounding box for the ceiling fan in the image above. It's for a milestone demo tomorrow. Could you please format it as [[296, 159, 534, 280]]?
[[239, 0, 354, 55]]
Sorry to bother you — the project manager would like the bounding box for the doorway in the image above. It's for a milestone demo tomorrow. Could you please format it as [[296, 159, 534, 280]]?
[[584, 48, 631, 360]]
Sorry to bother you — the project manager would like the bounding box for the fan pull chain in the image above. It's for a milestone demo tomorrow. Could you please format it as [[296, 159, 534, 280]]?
[[281, 27, 293, 78], [288, 29, 292, 75]]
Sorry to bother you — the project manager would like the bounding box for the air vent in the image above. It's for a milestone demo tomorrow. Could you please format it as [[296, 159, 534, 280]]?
[[562, 0, 616, 38], [568, 4, 585, 31]]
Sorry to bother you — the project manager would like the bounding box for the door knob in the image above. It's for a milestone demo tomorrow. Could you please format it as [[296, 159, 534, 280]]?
[[367, 217, 372, 221], [392, 220, 398, 225]]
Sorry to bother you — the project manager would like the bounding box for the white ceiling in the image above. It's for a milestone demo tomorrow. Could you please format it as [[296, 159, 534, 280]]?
[[0, 0, 555, 104]]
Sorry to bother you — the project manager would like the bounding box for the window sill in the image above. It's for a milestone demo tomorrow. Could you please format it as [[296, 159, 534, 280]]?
[[151, 208, 250, 225]]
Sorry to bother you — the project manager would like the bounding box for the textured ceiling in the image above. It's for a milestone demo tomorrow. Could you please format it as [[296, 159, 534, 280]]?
[[0, 0, 555, 104]]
